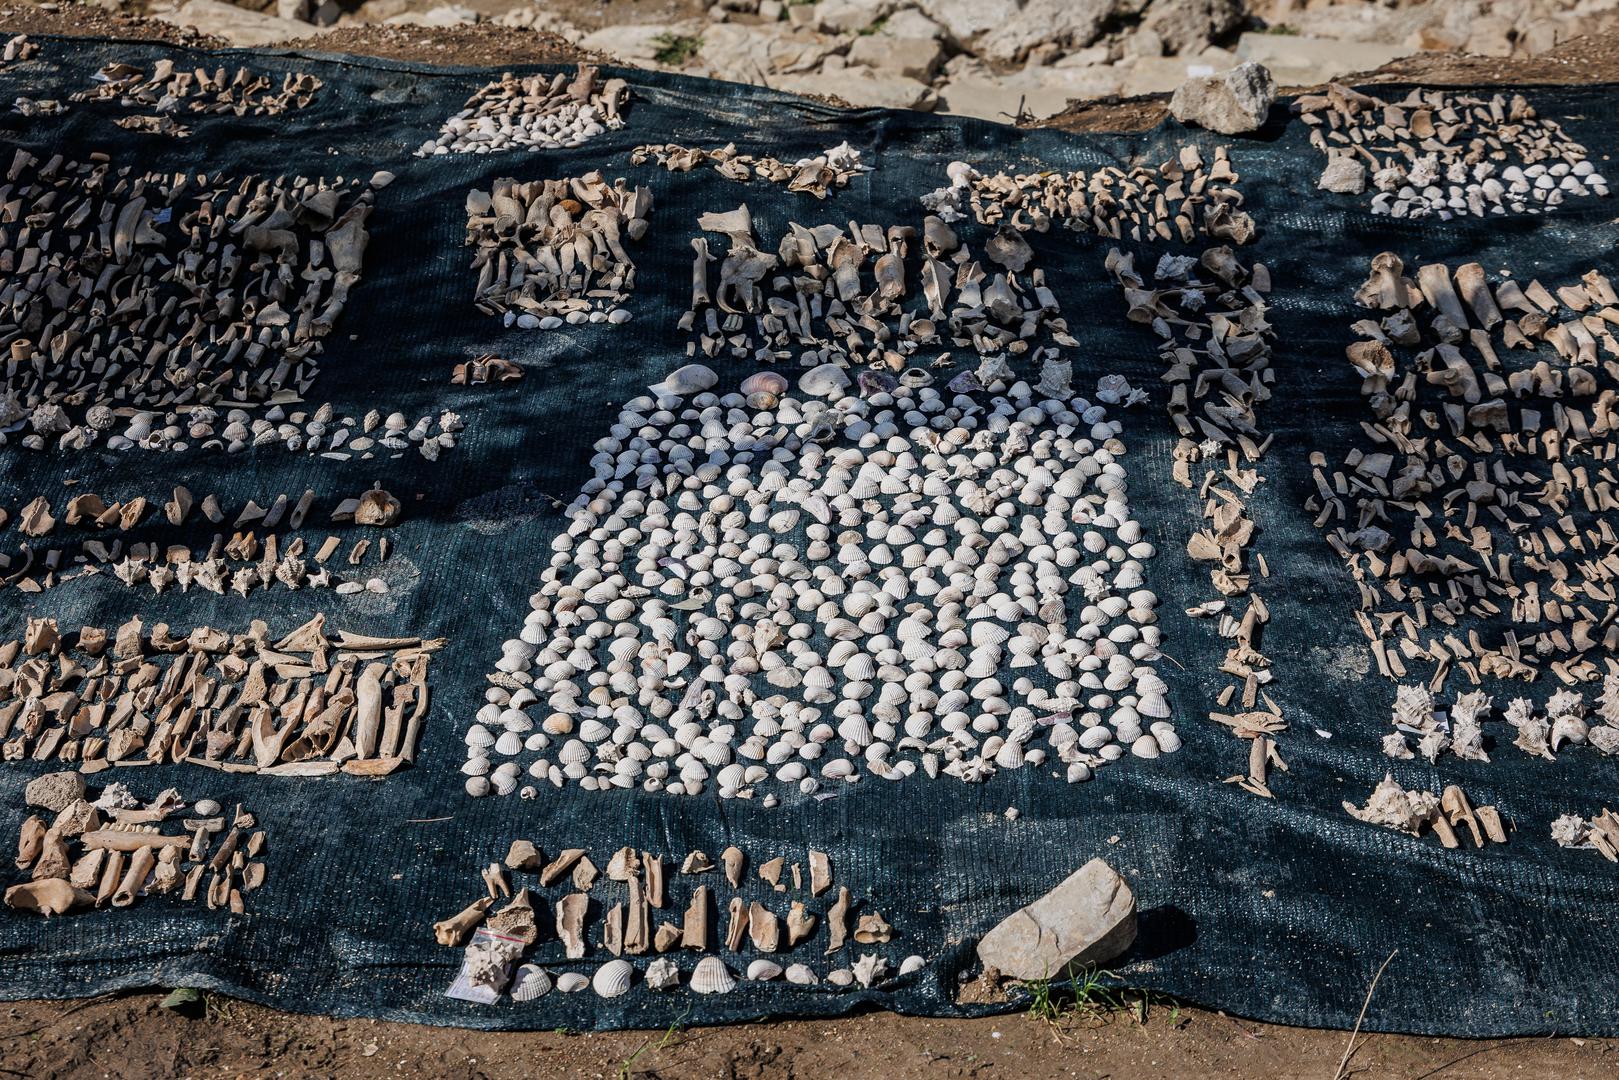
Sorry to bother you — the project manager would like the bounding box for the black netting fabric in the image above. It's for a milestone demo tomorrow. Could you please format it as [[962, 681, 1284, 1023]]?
[[1, 31, 1617, 1036]]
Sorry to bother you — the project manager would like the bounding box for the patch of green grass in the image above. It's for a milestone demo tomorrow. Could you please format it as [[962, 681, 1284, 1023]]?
[[1262, 23, 1298, 35], [1019, 966, 1181, 1030], [616, 1009, 689, 1079], [652, 33, 703, 66], [859, 16, 889, 36]]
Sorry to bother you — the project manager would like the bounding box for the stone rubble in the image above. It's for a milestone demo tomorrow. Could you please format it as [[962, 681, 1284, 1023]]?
[[154, 0, 1619, 121]]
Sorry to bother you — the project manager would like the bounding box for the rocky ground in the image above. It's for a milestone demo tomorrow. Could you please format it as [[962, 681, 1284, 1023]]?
[[93, 0, 1619, 120]]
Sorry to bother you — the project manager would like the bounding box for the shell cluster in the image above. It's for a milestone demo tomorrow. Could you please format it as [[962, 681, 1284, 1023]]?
[[470, 364, 1175, 801], [0, 616, 439, 775], [631, 141, 871, 200], [684, 203, 1072, 368], [0, 150, 375, 450], [1388, 681, 1619, 764], [1311, 255, 1619, 688], [416, 65, 627, 157], [1296, 84, 1608, 218], [1106, 245, 1284, 795], [7, 778, 265, 917], [1343, 773, 1506, 849], [3, 484, 401, 596], [14, 400, 464, 458], [466, 172, 651, 330], [924, 148, 1253, 245], [437, 841, 926, 1002], [73, 60, 322, 134], [1552, 807, 1619, 860]]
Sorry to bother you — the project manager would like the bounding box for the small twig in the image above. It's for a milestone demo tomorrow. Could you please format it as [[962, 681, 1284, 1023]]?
[[1333, 948, 1398, 1080], [402, 816, 453, 824]]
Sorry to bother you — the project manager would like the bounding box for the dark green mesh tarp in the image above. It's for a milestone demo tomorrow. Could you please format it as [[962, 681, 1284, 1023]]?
[[1, 31, 1616, 1036]]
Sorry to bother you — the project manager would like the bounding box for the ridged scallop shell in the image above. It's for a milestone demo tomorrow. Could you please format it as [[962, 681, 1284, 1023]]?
[[1137, 692, 1171, 718], [465, 724, 495, 748], [747, 959, 784, 981], [556, 972, 589, 993], [843, 653, 876, 681], [592, 958, 634, 998], [690, 956, 737, 995], [510, 964, 553, 1001]]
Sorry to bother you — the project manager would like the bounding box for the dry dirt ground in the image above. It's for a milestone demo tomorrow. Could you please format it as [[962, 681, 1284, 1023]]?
[[3, 990, 1618, 1080], [4, 8, 1619, 1077]]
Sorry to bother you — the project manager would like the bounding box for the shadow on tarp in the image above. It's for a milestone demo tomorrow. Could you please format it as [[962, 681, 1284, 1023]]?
[[0, 32, 1616, 1036]]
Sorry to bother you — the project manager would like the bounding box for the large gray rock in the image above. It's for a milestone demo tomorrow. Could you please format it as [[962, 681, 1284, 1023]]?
[[977, 0, 1120, 62], [1143, 0, 1242, 56], [1169, 60, 1275, 134], [776, 69, 939, 110], [847, 32, 945, 80], [814, 0, 894, 34], [156, 0, 314, 46], [975, 858, 1137, 981], [918, 0, 1022, 47]]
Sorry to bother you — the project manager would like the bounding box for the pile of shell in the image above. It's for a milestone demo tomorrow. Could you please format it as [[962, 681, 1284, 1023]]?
[[1, 484, 404, 596], [0, 151, 376, 449], [924, 149, 1254, 245], [630, 141, 871, 200], [453, 354, 524, 386], [12, 97, 65, 118], [0, 615, 439, 775], [1296, 83, 1608, 218], [436, 841, 923, 1002], [1552, 808, 1619, 860], [416, 65, 627, 157], [1343, 774, 1507, 849], [73, 61, 322, 135], [684, 203, 1072, 370], [466, 172, 651, 330], [1310, 255, 1619, 690], [1385, 680, 1619, 764], [7, 777, 264, 916], [470, 363, 1174, 802], [34, 402, 467, 459], [1105, 246, 1286, 797], [1, 34, 37, 68]]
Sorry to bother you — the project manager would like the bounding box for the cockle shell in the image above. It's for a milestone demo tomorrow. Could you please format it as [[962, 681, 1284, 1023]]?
[[592, 958, 634, 998], [510, 964, 553, 1000], [556, 971, 589, 993], [691, 956, 737, 994]]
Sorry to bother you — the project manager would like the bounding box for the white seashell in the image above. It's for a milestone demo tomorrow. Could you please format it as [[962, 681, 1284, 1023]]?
[[691, 956, 737, 994], [650, 363, 718, 397], [556, 972, 590, 993], [466, 724, 496, 749], [826, 969, 855, 987], [899, 955, 925, 976], [465, 776, 491, 797], [593, 958, 634, 998], [510, 964, 553, 1001], [747, 959, 784, 981], [786, 963, 819, 985]]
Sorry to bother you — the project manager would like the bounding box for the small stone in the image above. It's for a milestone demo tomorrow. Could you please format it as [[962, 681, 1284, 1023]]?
[[1169, 61, 1275, 135], [974, 857, 1136, 981], [25, 772, 85, 813], [1319, 155, 1368, 195]]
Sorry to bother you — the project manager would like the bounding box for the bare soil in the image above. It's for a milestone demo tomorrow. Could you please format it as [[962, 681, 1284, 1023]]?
[[2, 990, 1617, 1079], [3, 7, 1618, 1075]]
